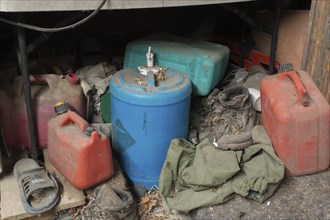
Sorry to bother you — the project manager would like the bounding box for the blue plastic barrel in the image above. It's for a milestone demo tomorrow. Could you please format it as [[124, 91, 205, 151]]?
[[110, 68, 191, 189]]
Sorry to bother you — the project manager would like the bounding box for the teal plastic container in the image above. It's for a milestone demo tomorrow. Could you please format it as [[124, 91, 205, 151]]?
[[110, 68, 191, 188], [124, 33, 230, 96]]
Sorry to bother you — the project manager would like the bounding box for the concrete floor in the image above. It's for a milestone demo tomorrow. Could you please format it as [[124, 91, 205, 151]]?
[[191, 168, 330, 219], [2, 149, 329, 220]]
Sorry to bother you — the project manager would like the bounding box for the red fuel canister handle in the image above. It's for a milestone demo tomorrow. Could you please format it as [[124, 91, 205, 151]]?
[[60, 111, 89, 132], [14, 74, 59, 95], [91, 131, 100, 143], [29, 74, 57, 89], [279, 71, 308, 105]]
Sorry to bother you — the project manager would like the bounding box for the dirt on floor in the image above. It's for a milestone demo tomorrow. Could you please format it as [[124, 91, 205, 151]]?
[[190, 168, 330, 220], [2, 149, 329, 220]]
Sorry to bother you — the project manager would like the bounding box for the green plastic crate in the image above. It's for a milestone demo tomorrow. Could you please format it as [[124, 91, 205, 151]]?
[[100, 89, 111, 123]]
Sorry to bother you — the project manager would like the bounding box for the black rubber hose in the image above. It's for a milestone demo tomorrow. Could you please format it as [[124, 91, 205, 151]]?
[[0, 0, 107, 32], [17, 24, 39, 160]]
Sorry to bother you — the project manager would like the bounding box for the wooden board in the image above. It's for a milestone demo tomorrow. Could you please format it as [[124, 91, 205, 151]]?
[[252, 10, 310, 70], [0, 149, 30, 220], [43, 149, 86, 212], [302, 0, 330, 103], [0, 149, 85, 220], [0, 0, 254, 12]]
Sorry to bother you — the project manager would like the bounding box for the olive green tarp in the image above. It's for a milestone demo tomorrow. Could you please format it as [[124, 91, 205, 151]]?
[[159, 125, 285, 213]]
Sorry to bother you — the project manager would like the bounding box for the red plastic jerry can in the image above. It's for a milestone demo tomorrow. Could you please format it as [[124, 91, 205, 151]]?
[[47, 109, 113, 189], [261, 70, 330, 176], [0, 74, 86, 149]]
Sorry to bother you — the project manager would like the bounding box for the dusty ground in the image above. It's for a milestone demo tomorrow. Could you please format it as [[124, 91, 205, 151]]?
[[1, 138, 329, 220], [191, 168, 330, 220], [2, 151, 329, 220], [61, 167, 330, 220]]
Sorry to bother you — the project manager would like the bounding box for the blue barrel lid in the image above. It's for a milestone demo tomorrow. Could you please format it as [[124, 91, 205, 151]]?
[[110, 68, 191, 106]]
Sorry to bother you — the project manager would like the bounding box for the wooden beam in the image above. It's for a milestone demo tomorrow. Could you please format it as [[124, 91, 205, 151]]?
[[302, 0, 330, 103], [0, 0, 254, 12]]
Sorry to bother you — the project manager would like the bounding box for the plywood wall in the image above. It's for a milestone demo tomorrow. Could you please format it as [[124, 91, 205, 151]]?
[[302, 0, 330, 103]]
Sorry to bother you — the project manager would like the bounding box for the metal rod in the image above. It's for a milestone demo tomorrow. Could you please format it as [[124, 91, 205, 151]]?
[[239, 21, 246, 68], [17, 21, 39, 160], [269, 0, 281, 74]]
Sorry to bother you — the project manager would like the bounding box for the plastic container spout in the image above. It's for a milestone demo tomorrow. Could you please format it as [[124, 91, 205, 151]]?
[[146, 46, 154, 67]]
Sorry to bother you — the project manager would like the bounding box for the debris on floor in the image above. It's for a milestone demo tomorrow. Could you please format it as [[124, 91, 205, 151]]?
[[0, 19, 328, 220], [190, 169, 330, 219], [138, 187, 191, 220]]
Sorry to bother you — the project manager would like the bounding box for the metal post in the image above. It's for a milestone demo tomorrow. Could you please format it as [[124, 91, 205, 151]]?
[[269, 0, 281, 74], [17, 20, 39, 160], [239, 21, 246, 68]]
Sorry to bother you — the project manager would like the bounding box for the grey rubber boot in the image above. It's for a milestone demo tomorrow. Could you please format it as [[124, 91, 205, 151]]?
[[199, 85, 256, 150], [80, 184, 137, 220]]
